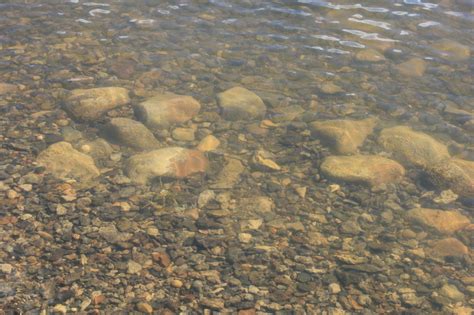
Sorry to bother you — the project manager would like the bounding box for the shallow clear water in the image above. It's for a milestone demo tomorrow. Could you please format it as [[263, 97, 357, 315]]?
[[0, 0, 473, 314]]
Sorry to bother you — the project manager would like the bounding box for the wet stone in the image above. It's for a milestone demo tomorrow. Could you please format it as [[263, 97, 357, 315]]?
[[135, 93, 201, 129], [395, 58, 427, 77], [217, 86, 266, 121], [432, 39, 470, 61], [64, 87, 130, 121], [103, 117, 159, 151], [428, 237, 469, 258], [320, 155, 405, 186], [407, 208, 470, 235], [310, 117, 377, 155], [126, 147, 208, 184], [428, 158, 474, 197], [379, 126, 450, 168], [37, 141, 100, 188]]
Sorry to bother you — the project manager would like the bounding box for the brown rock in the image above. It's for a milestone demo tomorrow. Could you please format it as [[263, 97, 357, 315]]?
[[310, 117, 377, 154], [37, 142, 100, 188], [407, 208, 470, 234], [428, 237, 469, 258], [320, 155, 405, 186], [211, 158, 245, 189], [64, 87, 130, 121], [0, 83, 18, 95], [136, 302, 153, 314], [429, 158, 474, 197], [238, 309, 256, 315], [135, 93, 201, 129], [395, 58, 427, 77], [151, 252, 171, 267], [197, 135, 220, 152], [379, 126, 450, 168], [355, 49, 385, 62], [126, 147, 208, 184]]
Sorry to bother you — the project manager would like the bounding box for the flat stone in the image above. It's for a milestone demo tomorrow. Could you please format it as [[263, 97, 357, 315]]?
[[37, 142, 100, 187], [99, 224, 132, 243], [197, 135, 220, 152], [407, 208, 470, 234], [251, 150, 281, 171], [378, 126, 450, 168], [172, 127, 195, 141], [135, 93, 201, 129], [0, 83, 18, 95], [126, 147, 208, 184], [310, 117, 377, 154], [104, 118, 159, 151], [429, 158, 474, 197], [432, 39, 470, 61], [320, 155, 405, 186], [320, 82, 343, 94], [79, 138, 113, 162], [136, 302, 153, 314], [395, 58, 427, 77], [64, 87, 130, 121], [200, 298, 225, 310], [217, 86, 266, 121], [428, 237, 469, 258], [355, 49, 385, 62]]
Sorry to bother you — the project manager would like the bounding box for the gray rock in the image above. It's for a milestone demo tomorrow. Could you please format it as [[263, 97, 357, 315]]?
[[104, 117, 159, 150]]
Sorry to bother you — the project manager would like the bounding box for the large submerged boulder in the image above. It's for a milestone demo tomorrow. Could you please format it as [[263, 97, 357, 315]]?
[[217, 87, 266, 121]]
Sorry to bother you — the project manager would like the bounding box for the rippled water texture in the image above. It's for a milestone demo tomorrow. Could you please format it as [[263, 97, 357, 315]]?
[[0, 0, 473, 314]]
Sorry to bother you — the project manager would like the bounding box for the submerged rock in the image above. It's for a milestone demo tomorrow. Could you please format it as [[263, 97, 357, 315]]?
[[320, 155, 405, 186], [217, 86, 266, 121], [135, 93, 201, 129], [211, 158, 245, 189], [0, 83, 18, 95], [64, 87, 130, 121], [432, 39, 470, 61], [355, 49, 385, 62], [310, 117, 377, 155], [126, 147, 208, 184], [104, 117, 159, 150], [197, 135, 220, 152], [395, 58, 427, 77], [428, 158, 474, 197], [428, 237, 469, 258], [378, 126, 450, 168], [79, 138, 113, 163], [37, 142, 100, 187], [407, 208, 470, 234]]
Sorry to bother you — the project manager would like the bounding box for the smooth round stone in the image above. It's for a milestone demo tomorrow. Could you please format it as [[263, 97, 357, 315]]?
[[217, 86, 266, 121], [135, 93, 201, 129], [64, 87, 130, 121], [407, 208, 470, 234], [378, 126, 450, 168], [172, 127, 195, 141], [104, 118, 159, 151], [320, 155, 405, 186], [428, 237, 469, 258], [429, 158, 474, 197], [432, 39, 470, 61], [37, 142, 100, 188]]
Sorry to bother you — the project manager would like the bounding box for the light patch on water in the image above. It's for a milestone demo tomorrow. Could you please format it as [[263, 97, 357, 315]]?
[[222, 19, 238, 24], [89, 9, 111, 16], [342, 29, 398, 42], [400, 30, 410, 35], [348, 17, 392, 30], [313, 35, 339, 41], [339, 40, 365, 48], [118, 36, 129, 39], [418, 21, 441, 28], [445, 11, 463, 17], [392, 11, 409, 16], [56, 31, 67, 35], [403, 0, 438, 9], [327, 48, 350, 54], [76, 18, 92, 24], [83, 2, 110, 6], [157, 9, 171, 15]]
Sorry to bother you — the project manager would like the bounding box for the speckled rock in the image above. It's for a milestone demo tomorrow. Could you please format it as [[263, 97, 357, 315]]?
[[217, 86, 266, 121], [104, 117, 159, 150], [64, 87, 130, 121], [37, 141, 100, 187], [126, 147, 208, 184], [379, 126, 450, 168], [310, 117, 377, 154], [407, 208, 470, 234], [320, 155, 405, 186], [135, 92, 201, 129], [429, 158, 474, 197], [428, 237, 469, 258]]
